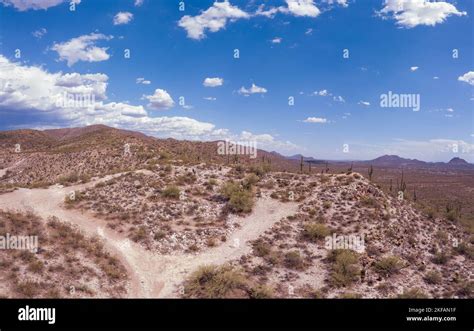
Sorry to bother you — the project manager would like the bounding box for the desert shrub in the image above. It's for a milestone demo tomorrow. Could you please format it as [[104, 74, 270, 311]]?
[[456, 280, 473, 297], [221, 182, 254, 213], [249, 285, 274, 299], [284, 251, 305, 270], [398, 288, 428, 298], [431, 250, 450, 265], [16, 281, 39, 297], [130, 226, 147, 242], [252, 240, 272, 257], [183, 265, 247, 298], [243, 173, 259, 189], [322, 201, 332, 209], [424, 270, 442, 285], [303, 223, 330, 242], [329, 249, 360, 287], [58, 173, 79, 185], [454, 242, 474, 260], [249, 164, 270, 177], [339, 292, 362, 298], [359, 195, 378, 208], [28, 260, 44, 273], [373, 256, 404, 277], [153, 231, 166, 241], [176, 174, 197, 185], [161, 185, 180, 199]]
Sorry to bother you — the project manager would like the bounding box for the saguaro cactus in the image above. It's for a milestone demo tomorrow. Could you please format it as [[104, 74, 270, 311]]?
[[368, 165, 373, 181], [300, 156, 304, 173]]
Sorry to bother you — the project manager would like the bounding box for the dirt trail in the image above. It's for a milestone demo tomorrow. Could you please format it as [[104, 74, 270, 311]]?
[[0, 177, 298, 298]]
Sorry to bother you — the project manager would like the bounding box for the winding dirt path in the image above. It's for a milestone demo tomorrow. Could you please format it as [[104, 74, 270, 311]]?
[[0, 176, 298, 298]]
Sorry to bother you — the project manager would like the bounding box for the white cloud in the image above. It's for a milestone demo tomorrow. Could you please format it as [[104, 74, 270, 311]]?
[[378, 0, 466, 28], [271, 37, 282, 44], [143, 89, 175, 110], [333, 95, 345, 103], [358, 101, 370, 106], [134, 0, 143, 6], [51, 33, 112, 66], [325, 0, 348, 7], [433, 76, 439, 79], [305, 28, 313, 35], [446, 108, 454, 112], [178, 1, 249, 40], [114, 12, 133, 25], [458, 71, 474, 86], [203, 77, 224, 87], [410, 66, 419, 71], [136, 78, 151, 85], [32, 28, 47, 39], [238, 83, 267, 95], [285, 0, 320, 17], [204, 97, 217, 101], [303, 117, 328, 123], [0, 0, 80, 11], [313, 89, 329, 96], [255, 4, 284, 18]]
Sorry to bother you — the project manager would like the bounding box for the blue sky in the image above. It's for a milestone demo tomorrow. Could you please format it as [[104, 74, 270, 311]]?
[[0, 0, 472, 161]]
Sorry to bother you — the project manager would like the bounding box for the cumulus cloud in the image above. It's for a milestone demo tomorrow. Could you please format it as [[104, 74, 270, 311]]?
[[238, 83, 267, 96], [325, 0, 348, 7], [303, 117, 328, 123], [458, 71, 474, 86], [113, 12, 134, 25], [285, 0, 320, 17], [203, 77, 224, 87], [136, 77, 151, 85], [178, 1, 249, 40], [134, 0, 143, 6], [0, 0, 80, 11], [410, 66, 419, 71], [378, 0, 466, 28], [143, 89, 175, 110], [51, 33, 112, 66], [271, 37, 282, 44], [358, 101, 370, 106]]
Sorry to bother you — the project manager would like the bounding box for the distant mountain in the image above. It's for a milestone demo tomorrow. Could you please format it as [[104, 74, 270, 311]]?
[[362, 155, 473, 169], [286, 154, 317, 162], [448, 157, 469, 165]]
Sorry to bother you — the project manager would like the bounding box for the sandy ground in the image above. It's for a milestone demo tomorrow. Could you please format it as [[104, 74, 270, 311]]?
[[0, 174, 298, 298]]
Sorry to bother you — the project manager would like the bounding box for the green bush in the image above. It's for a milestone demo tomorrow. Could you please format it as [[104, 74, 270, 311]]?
[[398, 288, 428, 298], [284, 251, 305, 270], [424, 270, 442, 285], [183, 265, 247, 298], [329, 249, 360, 287], [373, 256, 404, 277], [249, 285, 274, 299], [221, 182, 254, 213], [161, 185, 180, 199], [431, 250, 450, 265], [303, 223, 330, 242]]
